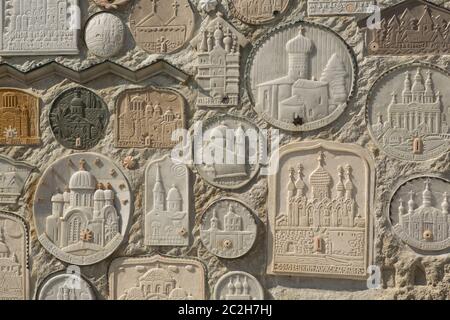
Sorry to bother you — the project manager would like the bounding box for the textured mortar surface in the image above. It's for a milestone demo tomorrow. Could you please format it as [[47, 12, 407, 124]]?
[[0, 0, 448, 300]]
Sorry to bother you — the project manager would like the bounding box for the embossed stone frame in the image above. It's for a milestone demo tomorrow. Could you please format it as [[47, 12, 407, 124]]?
[[267, 141, 375, 280], [386, 174, 450, 252], [0, 155, 36, 205], [114, 86, 187, 149], [0, 210, 29, 300], [365, 62, 450, 162], [107, 254, 207, 300], [228, 0, 292, 25], [199, 197, 259, 259], [0, 88, 41, 146], [245, 19, 357, 132]]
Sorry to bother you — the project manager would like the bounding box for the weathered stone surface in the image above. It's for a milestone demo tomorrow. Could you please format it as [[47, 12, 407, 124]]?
[[308, 0, 375, 16], [37, 272, 95, 300], [85, 12, 125, 58], [229, 0, 291, 25], [0, 156, 34, 205], [214, 271, 264, 300]]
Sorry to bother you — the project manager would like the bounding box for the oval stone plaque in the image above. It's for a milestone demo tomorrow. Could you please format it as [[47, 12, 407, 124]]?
[[85, 12, 125, 58], [49, 88, 109, 150], [229, 0, 291, 25], [389, 175, 450, 252], [200, 198, 257, 259], [367, 63, 450, 161], [33, 153, 131, 265], [37, 273, 95, 300], [247, 20, 356, 131], [214, 271, 263, 300]]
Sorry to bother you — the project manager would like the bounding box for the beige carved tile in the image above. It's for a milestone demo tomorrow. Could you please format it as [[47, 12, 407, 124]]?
[[108, 255, 206, 300], [268, 141, 374, 279], [229, 0, 291, 25], [130, 0, 195, 54], [0, 156, 35, 205], [115, 87, 185, 148], [0, 89, 40, 146], [214, 271, 264, 300], [308, 0, 375, 16], [0, 211, 29, 300]]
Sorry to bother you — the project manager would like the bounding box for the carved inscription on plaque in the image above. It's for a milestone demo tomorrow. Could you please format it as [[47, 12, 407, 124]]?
[[38, 273, 95, 300], [50, 88, 109, 150], [229, 0, 291, 25], [0, 89, 40, 146], [200, 198, 257, 259], [144, 155, 190, 246], [247, 21, 355, 131], [367, 64, 450, 161], [214, 271, 263, 300], [0, 0, 79, 56], [389, 176, 450, 252], [33, 153, 131, 265], [109, 255, 206, 300], [115, 87, 184, 148], [0, 212, 28, 300], [358, 0, 450, 55], [85, 12, 125, 58], [268, 141, 374, 279], [191, 13, 249, 108], [0, 156, 34, 205], [130, 0, 195, 54], [308, 0, 374, 16]]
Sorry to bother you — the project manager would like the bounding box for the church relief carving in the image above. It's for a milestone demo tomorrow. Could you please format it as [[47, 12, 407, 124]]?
[[229, 0, 291, 25], [37, 272, 95, 300], [0, 155, 35, 205], [214, 271, 264, 300]]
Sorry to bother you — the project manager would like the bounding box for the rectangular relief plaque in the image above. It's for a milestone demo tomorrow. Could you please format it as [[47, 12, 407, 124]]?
[[308, 0, 375, 16]]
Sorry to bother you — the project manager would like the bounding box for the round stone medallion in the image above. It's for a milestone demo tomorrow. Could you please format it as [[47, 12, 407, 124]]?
[[85, 12, 125, 58], [246, 20, 356, 132], [214, 271, 264, 300], [33, 153, 131, 265], [367, 63, 450, 161], [200, 198, 257, 259], [229, 0, 291, 25], [38, 273, 95, 300]]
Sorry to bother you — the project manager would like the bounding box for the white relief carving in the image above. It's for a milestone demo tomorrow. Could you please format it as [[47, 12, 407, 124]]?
[[0, 155, 35, 205], [191, 13, 249, 108], [33, 153, 131, 265], [0, 0, 79, 56], [145, 155, 190, 246], [38, 273, 95, 300], [247, 22, 355, 131], [200, 198, 257, 259], [268, 141, 374, 279], [229, 0, 291, 25], [214, 271, 264, 300], [85, 12, 124, 58], [308, 0, 375, 16], [109, 255, 206, 300], [199, 0, 218, 13]]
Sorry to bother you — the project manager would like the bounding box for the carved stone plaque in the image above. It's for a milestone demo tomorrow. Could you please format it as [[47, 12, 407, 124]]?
[[85, 12, 125, 58], [247, 21, 355, 131], [357, 0, 450, 56], [191, 13, 249, 108], [145, 155, 190, 246], [389, 175, 450, 252], [0, 211, 28, 300], [50, 88, 109, 150], [109, 255, 206, 300], [93, 0, 131, 10], [0, 155, 34, 205], [130, 0, 195, 54], [37, 273, 95, 300], [308, 0, 374, 16], [268, 141, 374, 279], [200, 198, 257, 259], [115, 87, 185, 148], [0, 0, 79, 56], [33, 153, 131, 265], [194, 115, 262, 190], [229, 0, 291, 25], [367, 64, 450, 161], [0, 89, 40, 146], [214, 271, 263, 300]]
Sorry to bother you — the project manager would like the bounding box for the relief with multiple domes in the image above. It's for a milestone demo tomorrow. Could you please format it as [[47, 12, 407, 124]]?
[[214, 271, 264, 300]]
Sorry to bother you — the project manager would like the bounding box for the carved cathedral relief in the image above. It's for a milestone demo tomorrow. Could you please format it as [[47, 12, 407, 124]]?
[[214, 271, 264, 300], [389, 176, 450, 252], [37, 272, 95, 300], [268, 141, 374, 279], [367, 64, 450, 161], [229, 0, 291, 25], [33, 153, 131, 265], [191, 13, 249, 108], [247, 21, 355, 131], [0, 89, 40, 146], [358, 0, 450, 55], [0, 211, 28, 300], [109, 255, 206, 300], [145, 155, 190, 246], [0, 0, 79, 56], [0, 155, 35, 205], [130, 0, 195, 54], [115, 87, 185, 149], [308, 0, 375, 16]]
